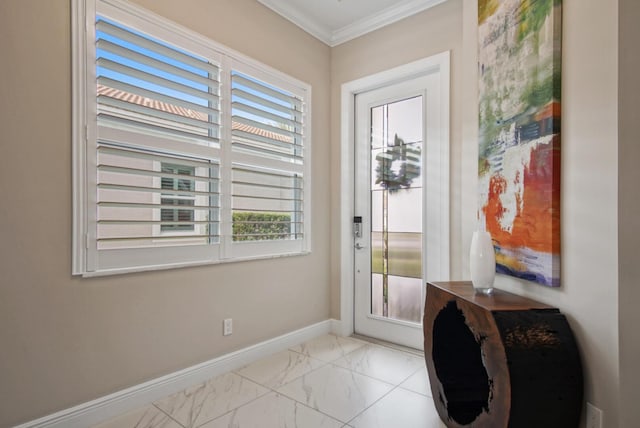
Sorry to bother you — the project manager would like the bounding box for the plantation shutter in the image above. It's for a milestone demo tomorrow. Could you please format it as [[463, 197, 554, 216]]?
[[87, 10, 223, 272], [94, 16, 221, 250], [95, 18, 220, 146], [230, 71, 306, 248], [96, 144, 219, 249], [75, 0, 311, 275]]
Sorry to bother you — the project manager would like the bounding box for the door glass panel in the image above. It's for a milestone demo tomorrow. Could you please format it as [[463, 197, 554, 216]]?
[[388, 276, 422, 323], [388, 232, 422, 278], [371, 231, 384, 274], [371, 190, 383, 231], [369, 96, 423, 322], [371, 105, 385, 149], [371, 273, 384, 317], [388, 96, 423, 145], [387, 187, 422, 232]]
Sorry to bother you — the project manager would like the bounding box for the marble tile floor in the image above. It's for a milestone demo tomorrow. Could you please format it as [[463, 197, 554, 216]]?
[[95, 334, 447, 428]]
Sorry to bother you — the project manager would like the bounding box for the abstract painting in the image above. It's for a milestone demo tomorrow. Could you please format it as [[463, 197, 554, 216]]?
[[478, 0, 562, 287]]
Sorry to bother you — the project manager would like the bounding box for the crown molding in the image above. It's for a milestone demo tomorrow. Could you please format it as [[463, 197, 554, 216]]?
[[331, 0, 448, 46], [256, 0, 333, 45], [257, 0, 448, 47]]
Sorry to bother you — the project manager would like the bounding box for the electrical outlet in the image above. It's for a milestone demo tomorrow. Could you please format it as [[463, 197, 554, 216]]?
[[586, 402, 602, 428], [223, 318, 233, 336]]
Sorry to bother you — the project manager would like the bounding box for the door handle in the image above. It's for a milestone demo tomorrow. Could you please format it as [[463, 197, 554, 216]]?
[[355, 242, 366, 250]]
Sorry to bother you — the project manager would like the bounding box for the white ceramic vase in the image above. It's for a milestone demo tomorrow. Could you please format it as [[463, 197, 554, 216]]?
[[470, 230, 496, 295]]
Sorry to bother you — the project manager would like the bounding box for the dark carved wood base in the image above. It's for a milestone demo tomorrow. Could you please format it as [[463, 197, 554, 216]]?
[[423, 282, 583, 428]]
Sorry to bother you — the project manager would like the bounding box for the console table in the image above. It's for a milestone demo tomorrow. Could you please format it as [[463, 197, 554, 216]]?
[[423, 281, 583, 428]]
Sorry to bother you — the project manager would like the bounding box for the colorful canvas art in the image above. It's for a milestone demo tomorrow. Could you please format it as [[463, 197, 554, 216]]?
[[478, 0, 562, 287]]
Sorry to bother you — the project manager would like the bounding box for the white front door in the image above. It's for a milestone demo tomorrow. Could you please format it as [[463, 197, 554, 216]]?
[[353, 70, 449, 350]]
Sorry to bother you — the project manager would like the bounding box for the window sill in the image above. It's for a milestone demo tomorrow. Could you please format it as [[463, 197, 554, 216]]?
[[78, 250, 312, 278]]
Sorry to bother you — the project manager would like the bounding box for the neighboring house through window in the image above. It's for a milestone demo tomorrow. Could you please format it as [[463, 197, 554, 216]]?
[[160, 163, 196, 233]]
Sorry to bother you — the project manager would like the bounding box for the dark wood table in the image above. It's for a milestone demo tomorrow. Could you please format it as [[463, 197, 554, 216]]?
[[423, 281, 583, 428]]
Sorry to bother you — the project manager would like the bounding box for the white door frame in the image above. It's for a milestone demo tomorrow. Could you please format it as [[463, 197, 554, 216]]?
[[338, 51, 451, 338]]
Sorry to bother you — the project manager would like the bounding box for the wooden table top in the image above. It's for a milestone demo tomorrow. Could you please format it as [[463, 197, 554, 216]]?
[[428, 281, 556, 312]]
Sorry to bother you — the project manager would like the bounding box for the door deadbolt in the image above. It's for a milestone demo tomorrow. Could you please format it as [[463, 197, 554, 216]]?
[[353, 216, 362, 238]]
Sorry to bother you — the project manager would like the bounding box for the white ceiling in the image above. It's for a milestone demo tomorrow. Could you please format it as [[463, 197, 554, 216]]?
[[257, 0, 447, 47]]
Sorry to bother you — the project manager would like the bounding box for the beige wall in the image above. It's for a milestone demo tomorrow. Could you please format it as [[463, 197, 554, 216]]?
[[0, 0, 331, 426], [477, 0, 620, 425], [618, 0, 640, 425], [331, 0, 621, 426], [0, 0, 631, 426]]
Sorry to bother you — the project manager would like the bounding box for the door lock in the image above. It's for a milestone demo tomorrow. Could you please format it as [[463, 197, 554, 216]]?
[[353, 216, 362, 238]]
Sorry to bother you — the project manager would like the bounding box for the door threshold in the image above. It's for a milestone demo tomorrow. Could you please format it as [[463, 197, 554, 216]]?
[[351, 333, 424, 357]]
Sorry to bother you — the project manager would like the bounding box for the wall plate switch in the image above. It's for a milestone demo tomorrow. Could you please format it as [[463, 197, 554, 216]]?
[[223, 318, 232, 336], [586, 402, 603, 428]]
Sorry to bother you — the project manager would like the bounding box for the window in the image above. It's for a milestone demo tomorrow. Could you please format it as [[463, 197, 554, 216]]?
[[230, 72, 305, 245], [73, 0, 310, 275], [160, 163, 196, 233]]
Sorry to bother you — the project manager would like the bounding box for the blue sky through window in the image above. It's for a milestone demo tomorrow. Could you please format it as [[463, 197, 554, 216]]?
[[231, 72, 298, 132], [96, 17, 213, 107], [96, 17, 301, 133]]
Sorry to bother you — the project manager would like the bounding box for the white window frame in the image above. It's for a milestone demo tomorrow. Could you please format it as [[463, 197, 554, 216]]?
[[72, 0, 311, 276]]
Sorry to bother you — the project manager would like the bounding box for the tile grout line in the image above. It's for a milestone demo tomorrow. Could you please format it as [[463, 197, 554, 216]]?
[[232, 349, 331, 390], [344, 369, 435, 428], [151, 402, 188, 428], [274, 341, 375, 424], [97, 334, 366, 427], [280, 337, 428, 424], [148, 336, 360, 427], [345, 380, 403, 426], [146, 336, 404, 427], [330, 350, 427, 387], [337, 355, 431, 426], [194, 374, 272, 428], [235, 339, 378, 425], [149, 339, 341, 428], [214, 369, 348, 426]]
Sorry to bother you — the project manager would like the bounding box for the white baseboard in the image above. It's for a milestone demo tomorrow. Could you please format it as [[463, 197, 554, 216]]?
[[16, 319, 335, 428]]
